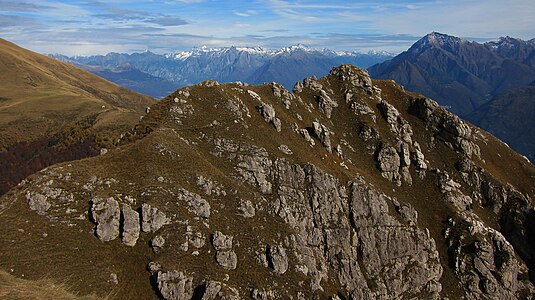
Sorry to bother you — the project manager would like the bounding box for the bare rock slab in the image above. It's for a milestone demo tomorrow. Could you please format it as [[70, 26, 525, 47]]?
[[142, 203, 170, 232], [121, 204, 140, 246], [91, 197, 120, 242]]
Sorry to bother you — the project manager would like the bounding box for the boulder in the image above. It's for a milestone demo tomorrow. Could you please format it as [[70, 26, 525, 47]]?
[[267, 244, 289, 274], [141, 203, 170, 233], [237, 199, 255, 218], [303, 76, 322, 91], [376, 144, 401, 183], [258, 103, 282, 132], [212, 231, 233, 251], [177, 189, 211, 218], [151, 235, 166, 252], [212, 231, 237, 270], [91, 197, 120, 242], [26, 192, 51, 215], [312, 122, 332, 152], [156, 271, 194, 300], [121, 205, 140, 246], [215, 250, 238, 270], [278, 144, 293, 155]]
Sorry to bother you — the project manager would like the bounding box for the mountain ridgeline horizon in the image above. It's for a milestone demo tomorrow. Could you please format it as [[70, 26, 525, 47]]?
[[50, 32, 535, 163], [50, 44, 395, 98]]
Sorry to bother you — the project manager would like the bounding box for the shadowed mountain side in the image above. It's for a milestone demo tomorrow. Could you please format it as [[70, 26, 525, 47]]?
[[369, 32, 535, 116], [467, 85, 535, 162]]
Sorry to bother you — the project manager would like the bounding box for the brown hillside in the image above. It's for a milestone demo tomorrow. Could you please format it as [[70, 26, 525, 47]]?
[[0, 38, 155, 195], [0, 66, 533, 299]]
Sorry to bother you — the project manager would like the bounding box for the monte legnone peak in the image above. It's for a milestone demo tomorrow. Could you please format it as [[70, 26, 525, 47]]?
[[1, 63, 534, 299], [368, 32, 535, 164]]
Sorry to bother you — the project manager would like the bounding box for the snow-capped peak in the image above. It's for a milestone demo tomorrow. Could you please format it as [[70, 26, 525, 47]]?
[[163, 44, 394, 61]]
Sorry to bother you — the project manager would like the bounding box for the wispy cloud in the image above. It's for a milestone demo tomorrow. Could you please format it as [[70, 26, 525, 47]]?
[[150, 16, 188, 26], [86, 1, 143, 15], [0, 14, 40, 27], [0, 1, 51, 12], [234, 10, 257, 17], [0, 0, 533, 56], [371, 0, 535, 38], [174, 0, 205, 3]]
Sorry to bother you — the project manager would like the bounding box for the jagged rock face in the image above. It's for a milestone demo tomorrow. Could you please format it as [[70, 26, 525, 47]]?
[[0, 65, 534, 299], [409, 97, 480, 158], [269, 160, 443, 297]]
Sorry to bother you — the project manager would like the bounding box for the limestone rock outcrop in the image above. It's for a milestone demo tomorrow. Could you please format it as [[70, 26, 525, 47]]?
[[258, 103, 282, 132], [266, 244, 288, 274], [142, 203, 170, 233], [312, 121, 332, 153], [91, 197, 120, 242], [212, 231, 237, 270], [121, 204, 140, 246], [156, 271, 194, 300], [26, 191, 51, 215], [2, 64, 533, 300]]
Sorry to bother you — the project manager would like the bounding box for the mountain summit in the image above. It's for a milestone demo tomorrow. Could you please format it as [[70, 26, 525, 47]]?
[[1, 64, 533, 299], [369, 32, 535, 116], [411, 32, 467, 51], [369, 32, 535, 161]]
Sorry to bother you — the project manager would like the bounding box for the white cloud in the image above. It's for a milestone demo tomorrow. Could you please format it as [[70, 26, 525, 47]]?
[[2, 0, 534, 56], [234, 10, 257, 17], [372, 0, 535, 39]]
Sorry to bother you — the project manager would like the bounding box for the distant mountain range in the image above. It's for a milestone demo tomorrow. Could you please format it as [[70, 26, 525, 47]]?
[[369, 32, 535, 162], [50, 35, 535, 162], [50, 45, 394, 98]]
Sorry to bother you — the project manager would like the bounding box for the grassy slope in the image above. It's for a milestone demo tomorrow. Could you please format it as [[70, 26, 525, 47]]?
[[0, 38, 155, 151], [0, 38, 156, 195], [0, 270, 103, 300], [0, 39, 156, 299]]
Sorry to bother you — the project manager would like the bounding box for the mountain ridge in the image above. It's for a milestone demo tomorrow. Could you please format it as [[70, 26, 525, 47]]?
[[369, 32, 535, 115], [1, 63, 533, 299], [369, 32, 535, 162]]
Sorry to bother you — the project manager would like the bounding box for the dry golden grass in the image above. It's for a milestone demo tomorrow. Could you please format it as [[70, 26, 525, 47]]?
[[0, 38, 155, 150], [0, 38, 156, 195], [0, 270, 104, 300]]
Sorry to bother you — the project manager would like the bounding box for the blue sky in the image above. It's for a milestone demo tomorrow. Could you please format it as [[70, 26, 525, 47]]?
[[1, 0, 534, 55]]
